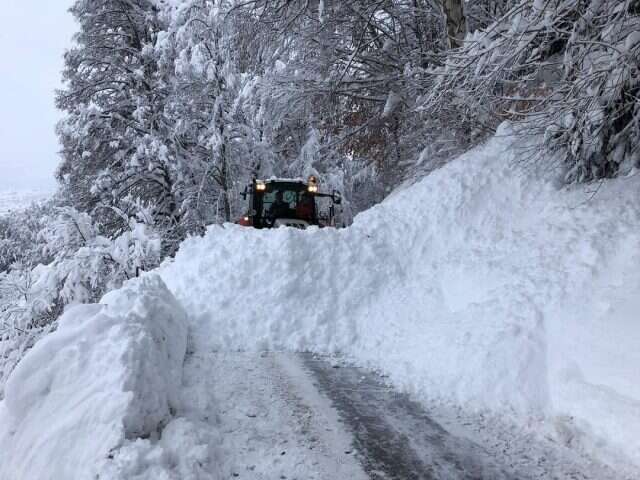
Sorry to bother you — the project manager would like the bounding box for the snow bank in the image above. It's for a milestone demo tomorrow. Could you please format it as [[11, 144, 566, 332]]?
[[160, 127, 640, 468], [0, 274, 188, 480]]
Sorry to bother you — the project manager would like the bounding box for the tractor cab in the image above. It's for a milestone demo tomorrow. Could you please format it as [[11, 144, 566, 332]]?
[[237, 176, 342, 229]]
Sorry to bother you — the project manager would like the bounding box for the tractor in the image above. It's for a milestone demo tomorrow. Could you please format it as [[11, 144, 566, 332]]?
[[237, 176, 342, 229]]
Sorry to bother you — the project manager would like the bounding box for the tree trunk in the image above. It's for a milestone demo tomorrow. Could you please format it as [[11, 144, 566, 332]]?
[[219, 123, 232, 222], [442, 0, 466, 49]]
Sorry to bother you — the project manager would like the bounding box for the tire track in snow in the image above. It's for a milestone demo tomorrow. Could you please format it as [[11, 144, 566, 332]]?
[[301, 353, 511, 480]]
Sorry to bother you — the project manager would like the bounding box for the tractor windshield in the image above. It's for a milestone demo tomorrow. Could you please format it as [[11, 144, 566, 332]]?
[[254, 182, 316, 226], [262, 189, 299, 211]]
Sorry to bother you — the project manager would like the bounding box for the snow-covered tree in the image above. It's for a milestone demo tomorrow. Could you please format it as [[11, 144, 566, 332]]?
[[157, 0, 268, 226], [419, 0, 640, 182], [230, 0, 450, 206], [56, 0, 179, 245]]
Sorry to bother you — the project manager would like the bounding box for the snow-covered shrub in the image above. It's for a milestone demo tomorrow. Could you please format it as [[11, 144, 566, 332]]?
[[0, 264, 58, 398], [0, 204, 59, 396], [37, 207, 161, 304], [0, 202, 54, 273]]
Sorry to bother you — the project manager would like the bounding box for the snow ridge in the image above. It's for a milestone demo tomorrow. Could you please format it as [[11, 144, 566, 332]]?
[[0, 274, 188, 480]]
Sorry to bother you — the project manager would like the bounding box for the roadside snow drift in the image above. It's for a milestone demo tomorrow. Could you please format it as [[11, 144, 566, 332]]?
[[0, 275, 187, 480], [160, 127, 640, 468]]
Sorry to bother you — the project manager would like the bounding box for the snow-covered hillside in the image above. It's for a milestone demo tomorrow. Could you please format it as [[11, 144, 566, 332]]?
[[1, 128, 638, 478], [0, 189, 51, 215]]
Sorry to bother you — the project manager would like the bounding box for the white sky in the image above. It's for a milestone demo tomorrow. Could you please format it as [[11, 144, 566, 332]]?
[[0, 1, 76, 191]]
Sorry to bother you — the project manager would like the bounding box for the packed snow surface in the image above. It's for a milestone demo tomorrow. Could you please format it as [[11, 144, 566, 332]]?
[[0, 275, 187, 480], [160, 127, 640, 469]]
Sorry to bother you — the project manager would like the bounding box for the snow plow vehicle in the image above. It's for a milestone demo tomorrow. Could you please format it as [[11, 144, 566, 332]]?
[[237, 176, 342, 229]]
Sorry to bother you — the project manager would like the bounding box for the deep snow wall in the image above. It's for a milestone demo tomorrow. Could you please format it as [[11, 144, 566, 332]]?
[[160, 129, 640, 468], [0, 275, 187, 480]]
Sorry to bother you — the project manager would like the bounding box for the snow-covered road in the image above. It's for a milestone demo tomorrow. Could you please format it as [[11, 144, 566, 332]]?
[[181, 351, 627, 480], [191, 351, 368, 479]]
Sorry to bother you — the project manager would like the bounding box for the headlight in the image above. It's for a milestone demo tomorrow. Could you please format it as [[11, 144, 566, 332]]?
[[256, 181, 266, 191], [307, 175, 319, 193]]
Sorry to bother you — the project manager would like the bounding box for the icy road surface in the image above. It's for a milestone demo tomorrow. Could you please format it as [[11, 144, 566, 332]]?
[[184, 351, 625, 480]]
